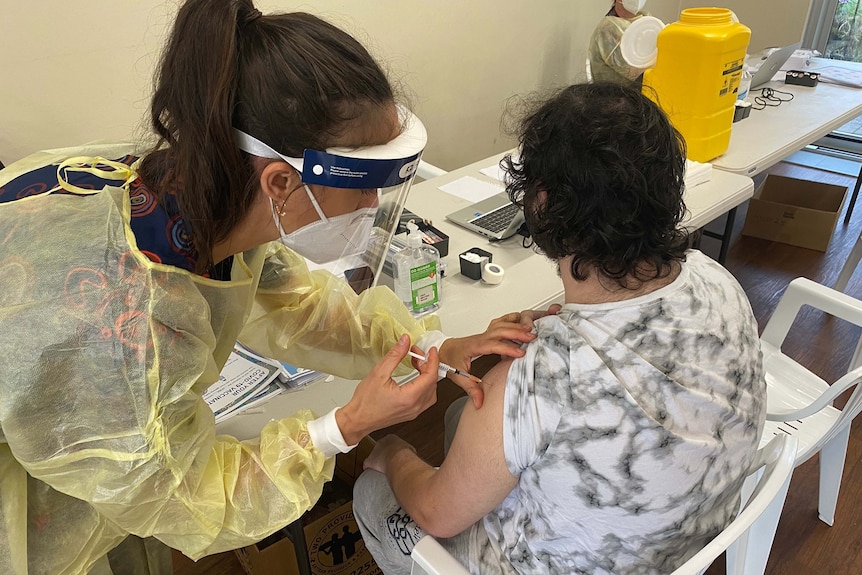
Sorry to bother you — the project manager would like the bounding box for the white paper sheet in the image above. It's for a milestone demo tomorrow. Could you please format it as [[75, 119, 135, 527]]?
[[479, 152, 519, 182], [479, 163, 507, 182], [438, 176, 504, 203]]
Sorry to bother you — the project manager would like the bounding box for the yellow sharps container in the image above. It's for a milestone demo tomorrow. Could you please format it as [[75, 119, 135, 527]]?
[[640, 8, 750, 162]]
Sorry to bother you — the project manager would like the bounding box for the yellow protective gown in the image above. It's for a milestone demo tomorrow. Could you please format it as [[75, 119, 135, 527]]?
[[0, 144, 440, 574], [588, 14, 647, 85]]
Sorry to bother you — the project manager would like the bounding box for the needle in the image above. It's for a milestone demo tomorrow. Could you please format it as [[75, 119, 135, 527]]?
[[407, 351, 483, 384]]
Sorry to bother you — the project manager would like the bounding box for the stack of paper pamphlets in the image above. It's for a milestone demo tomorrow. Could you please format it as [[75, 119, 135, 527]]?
[[204, 342, 324, 423], [683, 159, 712, 189]]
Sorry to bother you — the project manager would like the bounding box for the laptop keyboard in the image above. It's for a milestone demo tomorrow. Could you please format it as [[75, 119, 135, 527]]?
[[469, 203, 520, 234]]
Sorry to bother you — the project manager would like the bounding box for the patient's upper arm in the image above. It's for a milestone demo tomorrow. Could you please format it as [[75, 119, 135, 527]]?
[[424, 358, 519, 537]]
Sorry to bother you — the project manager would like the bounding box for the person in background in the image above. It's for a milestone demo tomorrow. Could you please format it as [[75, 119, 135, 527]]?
[[588, 0, 649, 85], [353, 82, 766, 575], [0, 1, 538, 573]]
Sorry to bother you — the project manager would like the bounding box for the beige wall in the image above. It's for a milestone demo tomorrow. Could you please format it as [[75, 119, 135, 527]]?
[[0, 1, 809, 171], [677, 0, 810, 53]]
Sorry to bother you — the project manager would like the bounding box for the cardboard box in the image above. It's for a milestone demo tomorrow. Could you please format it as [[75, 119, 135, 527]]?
[[741, 174, 847, 252], [235, 438, 382, 575]]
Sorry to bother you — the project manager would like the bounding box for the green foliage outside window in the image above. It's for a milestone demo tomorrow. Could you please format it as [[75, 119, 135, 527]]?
[[827, 0, 862, 61]]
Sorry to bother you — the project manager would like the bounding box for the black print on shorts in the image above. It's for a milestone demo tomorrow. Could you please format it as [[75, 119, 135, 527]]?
[[386, 507, 420, 555]]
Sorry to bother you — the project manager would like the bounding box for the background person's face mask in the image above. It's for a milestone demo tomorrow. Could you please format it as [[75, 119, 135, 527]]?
[[272, 185, 378, 264], [622, 0, 646, 14]]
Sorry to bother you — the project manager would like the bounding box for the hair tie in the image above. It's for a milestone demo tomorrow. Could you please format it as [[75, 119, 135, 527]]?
[[240, 8, 263, 26]]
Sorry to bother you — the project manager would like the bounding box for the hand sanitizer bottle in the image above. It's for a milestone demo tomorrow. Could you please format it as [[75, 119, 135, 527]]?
[[394, 220, 441, 317]]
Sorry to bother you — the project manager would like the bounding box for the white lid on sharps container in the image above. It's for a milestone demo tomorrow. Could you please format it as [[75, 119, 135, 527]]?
[[620, 16, 666, 69]]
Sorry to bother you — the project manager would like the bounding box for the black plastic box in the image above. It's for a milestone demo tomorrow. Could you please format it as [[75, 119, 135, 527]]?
[[459, 248, 493, 280], [733, 101, 752, 123], [416, 222, 449, 257], [784, 70, 819, 87], [397, 209, 449, 257]]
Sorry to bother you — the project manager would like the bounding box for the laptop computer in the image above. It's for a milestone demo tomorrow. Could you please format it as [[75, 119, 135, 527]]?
[[445, 193, 526, 240], [749, 42, 802, 89]]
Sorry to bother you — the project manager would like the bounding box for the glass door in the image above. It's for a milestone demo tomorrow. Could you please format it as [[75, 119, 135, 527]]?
[[805, 0, 862, 148], [823, 0, 862, 61]]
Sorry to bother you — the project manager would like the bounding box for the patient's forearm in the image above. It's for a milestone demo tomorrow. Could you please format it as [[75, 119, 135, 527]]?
[[384, 447, 454, 537]]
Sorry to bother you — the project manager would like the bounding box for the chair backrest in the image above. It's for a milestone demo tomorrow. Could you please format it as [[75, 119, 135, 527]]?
[[669, 434, 797, 575], [410, 435, 796, 575]]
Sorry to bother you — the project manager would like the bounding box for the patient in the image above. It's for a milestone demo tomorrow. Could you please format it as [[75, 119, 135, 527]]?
[[353, 82, 766, 575]]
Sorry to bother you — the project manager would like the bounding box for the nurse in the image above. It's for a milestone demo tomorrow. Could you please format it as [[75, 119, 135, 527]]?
[[0, 1, 536, 573], [588, 0, 650, 85]]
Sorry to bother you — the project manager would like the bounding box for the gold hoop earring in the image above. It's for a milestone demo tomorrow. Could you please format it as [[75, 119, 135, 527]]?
[[277, 198, 288, 217]]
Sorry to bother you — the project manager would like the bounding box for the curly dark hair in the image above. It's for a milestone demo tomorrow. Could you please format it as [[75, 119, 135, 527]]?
[[502, 82, 690, 287]]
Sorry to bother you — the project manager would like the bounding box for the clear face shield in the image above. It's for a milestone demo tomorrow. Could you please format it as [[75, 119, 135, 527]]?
[[234, 105, 427, 293]]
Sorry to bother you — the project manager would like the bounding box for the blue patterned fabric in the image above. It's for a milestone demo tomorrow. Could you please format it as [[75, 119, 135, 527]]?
[[0, 156, 198, 272]]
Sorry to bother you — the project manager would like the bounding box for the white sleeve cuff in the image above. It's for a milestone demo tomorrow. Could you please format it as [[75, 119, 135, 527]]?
[[415, 330, 449, 354], [415, 330, 452, 380], [307, 408, 357, 458]]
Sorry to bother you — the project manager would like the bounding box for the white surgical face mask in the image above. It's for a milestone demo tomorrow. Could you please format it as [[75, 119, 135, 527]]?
[[272, 185, 378, 264], [622, 0, 646, 14]]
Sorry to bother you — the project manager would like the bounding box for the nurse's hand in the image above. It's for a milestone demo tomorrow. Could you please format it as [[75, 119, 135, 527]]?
[[337, 334, 439, 446], [517, 303, 562, 330], [439, 312, 539, 409]]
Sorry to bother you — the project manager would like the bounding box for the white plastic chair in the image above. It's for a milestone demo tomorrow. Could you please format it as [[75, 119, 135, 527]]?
[[675, 435, 797, 575], [409, 435, 796, 575], [410, 535, 470, 575], [834, 231, 862, 293], [758, 276, 862, 526]]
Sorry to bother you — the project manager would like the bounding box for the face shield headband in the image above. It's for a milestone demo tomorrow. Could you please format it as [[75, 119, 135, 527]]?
[[233, 105, 428, 292], [232, 105, 427, 190]]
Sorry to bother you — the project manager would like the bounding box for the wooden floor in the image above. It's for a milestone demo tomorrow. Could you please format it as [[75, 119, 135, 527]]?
[[174, 161, 862, 574]]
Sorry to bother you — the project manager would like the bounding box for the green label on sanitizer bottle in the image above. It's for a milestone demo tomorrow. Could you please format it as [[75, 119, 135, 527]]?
[[409, 261, 438, 310]]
